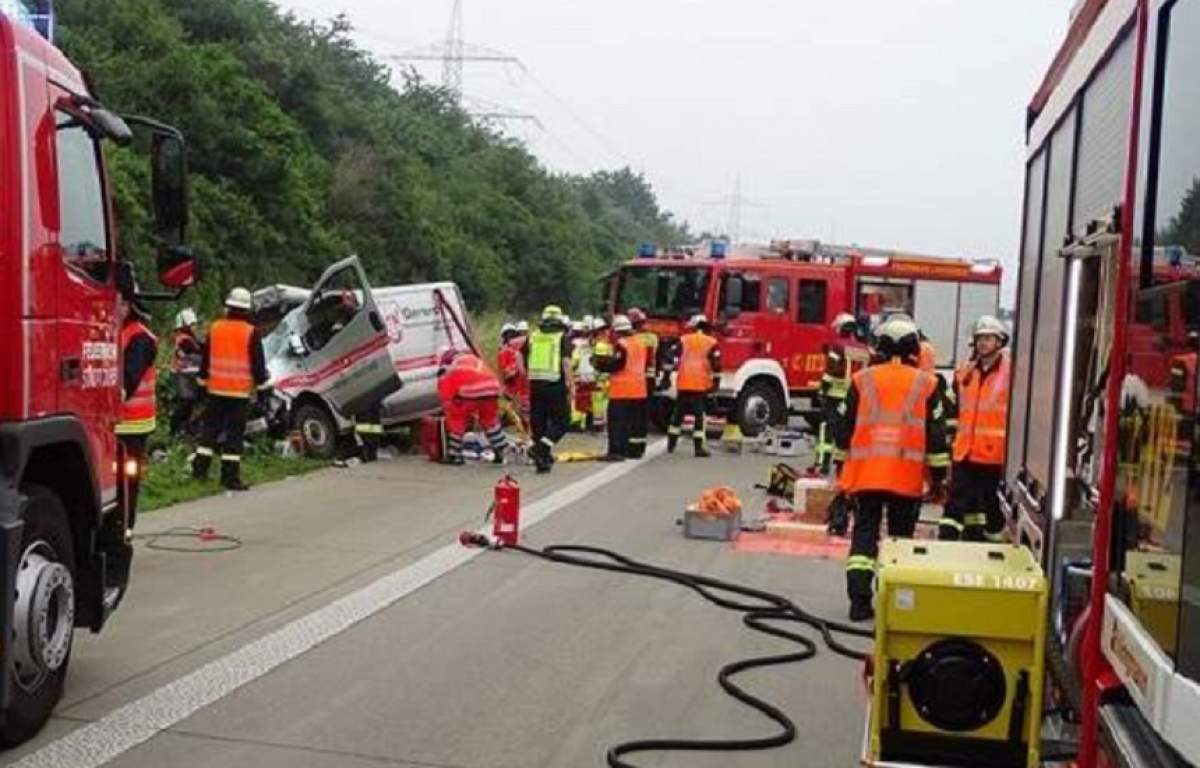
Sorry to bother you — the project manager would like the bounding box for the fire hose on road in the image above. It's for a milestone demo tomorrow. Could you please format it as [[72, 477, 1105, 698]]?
[[460, 528, 872, 768]]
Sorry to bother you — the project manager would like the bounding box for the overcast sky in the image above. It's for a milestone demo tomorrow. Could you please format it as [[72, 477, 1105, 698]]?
[[276, 0, 1075, 301]]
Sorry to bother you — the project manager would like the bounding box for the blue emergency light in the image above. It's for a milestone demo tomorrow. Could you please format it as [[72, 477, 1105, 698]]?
[[710, 241, 728, 259], [0, 0, 53, 42], [637, 242, 657, 259]]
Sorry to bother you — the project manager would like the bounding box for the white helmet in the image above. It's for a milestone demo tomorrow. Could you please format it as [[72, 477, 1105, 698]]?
[[571, 321, 584, 333], [225, 287, 252, 311], [687, 314, 709, 329], [175, 308, 198, 329], [612, 314, 633, 333], [830, 312, 856, 332], [582, 314, 594, 327], [500, 322, 517, 338], [515, 320, 530, 333], [972, 314, 1009, 345], [590, 317, 608, 332]]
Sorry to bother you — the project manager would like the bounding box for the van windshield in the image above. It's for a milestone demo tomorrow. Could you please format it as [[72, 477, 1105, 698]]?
[[616, 265, 711, 319]]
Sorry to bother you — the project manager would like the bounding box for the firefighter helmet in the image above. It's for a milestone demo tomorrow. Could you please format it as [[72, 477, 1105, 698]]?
[[627, 308, 647, 328], [875, 317, 920, 359], [175, 308, 198, 329], [541, 305, 565, 322], [515, 320, 530, 334], [590, 317, 608, 332], [831, 312, 856, 333], [500, 322, 517, 339], [570, 321, 584, 334], [612, 314, 633, 333], [687, 314, 709, 329], [225, 287, 252, 311], [972, 315, 1009, 345]]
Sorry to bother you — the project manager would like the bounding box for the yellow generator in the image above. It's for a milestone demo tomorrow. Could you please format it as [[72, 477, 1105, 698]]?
[[1121, 551, 1180, 656], [866, 540, 1047, 768]]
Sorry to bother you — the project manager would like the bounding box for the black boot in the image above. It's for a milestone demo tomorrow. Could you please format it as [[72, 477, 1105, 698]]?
[[694, 439, 711, 458], [849, 600, 874, 623], [221, 460, 250, 491], [667, 435, 678, 454], [192, 452, 212, 480]]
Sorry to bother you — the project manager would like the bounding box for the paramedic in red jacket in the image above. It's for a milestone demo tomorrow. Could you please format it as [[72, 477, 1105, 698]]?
[[438, 349, 510, 465]]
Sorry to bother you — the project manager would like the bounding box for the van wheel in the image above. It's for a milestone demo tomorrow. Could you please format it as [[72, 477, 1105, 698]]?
[[2, 485, 75, 748], [735, 380, 784, 437], [294, 404, 337, 459]]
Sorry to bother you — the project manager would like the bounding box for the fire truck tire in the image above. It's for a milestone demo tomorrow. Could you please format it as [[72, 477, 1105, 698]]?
[[734, 379, 785, 437], [294, 403, 337, 459], [2, 484, 75, 748]]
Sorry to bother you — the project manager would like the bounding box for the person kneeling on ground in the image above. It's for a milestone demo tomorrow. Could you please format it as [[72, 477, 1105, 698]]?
[[437, 348, 510, 465]]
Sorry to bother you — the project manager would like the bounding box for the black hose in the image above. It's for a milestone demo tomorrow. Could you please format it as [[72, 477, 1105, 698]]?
[[131, 526, 243, 552], [496, 542, 871, 768]]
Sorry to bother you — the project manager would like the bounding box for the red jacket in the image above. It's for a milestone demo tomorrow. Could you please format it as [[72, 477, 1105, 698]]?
[[439, 354, 501, 404]]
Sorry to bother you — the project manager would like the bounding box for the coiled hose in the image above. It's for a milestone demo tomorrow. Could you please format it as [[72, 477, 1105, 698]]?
[[484, 540, 872, 767]]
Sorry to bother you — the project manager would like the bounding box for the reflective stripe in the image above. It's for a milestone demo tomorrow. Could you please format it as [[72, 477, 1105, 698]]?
[[847, 445, 927, 464], [196, 447, 214, 457], [832, 448, 847, 461], [964, 513, 987, 526], [846, 555, 876, 572], [938, 518, 964, 531], [629, 437, 647, 444], [668, 426, 681, 436], [221, 454, 242, 463], [926, 453, 951, 468], [115, 417, 156, 436], [355, 424, 384, 435], [985, 531, 1007, 542]]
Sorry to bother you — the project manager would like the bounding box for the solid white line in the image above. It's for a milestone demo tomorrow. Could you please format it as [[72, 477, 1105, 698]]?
[[8, 441, 666, 768]]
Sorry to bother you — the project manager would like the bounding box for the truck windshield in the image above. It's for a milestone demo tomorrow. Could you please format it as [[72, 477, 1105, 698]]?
[[616, 265, 711, 319]]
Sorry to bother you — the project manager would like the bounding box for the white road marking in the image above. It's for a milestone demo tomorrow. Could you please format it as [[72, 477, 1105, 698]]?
[[9, 442, 665, 768]]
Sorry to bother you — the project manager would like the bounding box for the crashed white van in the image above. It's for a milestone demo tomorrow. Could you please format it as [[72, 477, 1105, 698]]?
[[254, 256, 474, 456]]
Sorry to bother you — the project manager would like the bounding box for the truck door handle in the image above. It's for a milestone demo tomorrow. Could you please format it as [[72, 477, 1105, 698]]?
[[61, 357, 82, 382], [368, 311, 384, 333]]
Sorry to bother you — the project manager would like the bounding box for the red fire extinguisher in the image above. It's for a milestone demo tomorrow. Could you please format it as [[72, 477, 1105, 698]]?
[[492, 475, 520, 547]]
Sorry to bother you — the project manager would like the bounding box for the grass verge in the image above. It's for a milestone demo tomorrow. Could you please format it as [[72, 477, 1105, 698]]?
[[140, 438, 329, 513]]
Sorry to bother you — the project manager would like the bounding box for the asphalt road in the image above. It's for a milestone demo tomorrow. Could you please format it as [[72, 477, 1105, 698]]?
[[4, 436, 869, 768]]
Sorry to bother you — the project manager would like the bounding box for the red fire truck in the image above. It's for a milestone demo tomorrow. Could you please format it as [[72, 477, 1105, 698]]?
[[606, 240, 1002, 434], [1003, 0, 1200, 764], [0, 4, 195, 745]]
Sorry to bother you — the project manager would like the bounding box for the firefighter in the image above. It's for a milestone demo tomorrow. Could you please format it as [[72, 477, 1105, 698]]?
[[570, 320, 597, 431], [593, 314, 646, 460], [629, 308, 659, 456], [668, 314, 721, 458], [437, 349, 509, 465], [193, 287, 271, 491], [169, 308, 203, 437], [917, 331, 937, 373], [589, 317, 611, 432], [816, 312, 865, 473], [835, 317, 950, 621], [116, 302, 158, 529], [524, 305, 573, 473], [497, 322, 530, 431], [938, 315, 1010, 543], [354, 406, 385, 462]]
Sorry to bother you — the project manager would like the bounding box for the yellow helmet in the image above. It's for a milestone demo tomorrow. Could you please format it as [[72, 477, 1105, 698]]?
[[542, 305, 565, 322]]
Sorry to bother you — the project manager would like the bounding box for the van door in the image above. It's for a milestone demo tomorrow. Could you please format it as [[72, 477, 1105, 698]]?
[[295, 256, 399, 418]]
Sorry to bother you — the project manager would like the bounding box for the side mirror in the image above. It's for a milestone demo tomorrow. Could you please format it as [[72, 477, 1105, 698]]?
[[156, 245, 198, 291], [289, 334, 308, 357], [150, 131, 188, 246]]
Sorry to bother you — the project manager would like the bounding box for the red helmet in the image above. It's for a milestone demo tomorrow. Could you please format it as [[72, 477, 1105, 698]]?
[[627, 308, 647, 328]]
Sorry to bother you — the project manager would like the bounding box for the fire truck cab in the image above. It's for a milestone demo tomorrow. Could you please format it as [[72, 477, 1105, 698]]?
[[0, 3, 194, 746], [608, 240, 1001, 435]]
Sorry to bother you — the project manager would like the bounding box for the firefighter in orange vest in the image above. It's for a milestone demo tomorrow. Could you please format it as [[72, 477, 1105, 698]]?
[[835, 317, 950, 621], [168, 308, 203, 437], [116, 302, 159, 528], [437, 349, 510, 465], [193, 287, 270, 490], [938, 315, 1010, 542], [668, 314, 721, 458], [593, 314, 647, 460]]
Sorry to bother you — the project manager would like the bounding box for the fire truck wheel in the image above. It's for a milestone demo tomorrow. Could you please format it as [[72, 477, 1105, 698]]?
[[2, 484, 76, 748], [295, 403, 338, 460], [734, 379, 784, 437]]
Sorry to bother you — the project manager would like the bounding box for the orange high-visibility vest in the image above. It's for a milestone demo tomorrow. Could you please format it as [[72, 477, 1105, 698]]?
[[677, 332, 717, 392], [117, 321, 158, 435], [839, 361, 937, 498], [608, 335, 647, 400], [206, 318, 256, 398], [953, 354, 1010, 465], [439, 354, 501, 403], [918, 340, 936, 372]]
